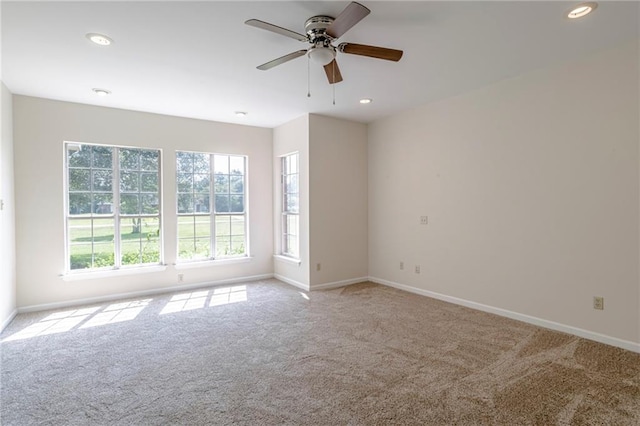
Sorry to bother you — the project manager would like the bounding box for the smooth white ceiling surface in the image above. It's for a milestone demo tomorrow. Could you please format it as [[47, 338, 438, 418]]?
[[2, 1, 638, 128]]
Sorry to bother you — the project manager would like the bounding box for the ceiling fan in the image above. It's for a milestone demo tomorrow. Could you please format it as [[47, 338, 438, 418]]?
[[245, 2, 403, 84]]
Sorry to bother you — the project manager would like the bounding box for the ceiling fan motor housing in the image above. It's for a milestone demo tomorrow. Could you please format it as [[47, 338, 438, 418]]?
[[305, 16, 335, 43]]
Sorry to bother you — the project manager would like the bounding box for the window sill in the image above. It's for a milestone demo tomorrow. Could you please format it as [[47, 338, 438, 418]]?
[[174, 256, 253, 269], [61, 264, 168, 281], [273, 255, 301, 266]]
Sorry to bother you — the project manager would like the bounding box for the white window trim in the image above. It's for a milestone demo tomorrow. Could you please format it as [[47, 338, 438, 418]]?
[[281, 152, 299, 259], [174, 256, 253, 270], [273, 254, 301, 266], [63, 141, 163, 274], [61, 264, 168, 281], [176, 151, 249, 263]]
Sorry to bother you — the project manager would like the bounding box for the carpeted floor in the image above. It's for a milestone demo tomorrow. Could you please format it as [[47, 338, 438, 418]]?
[[1, 279, 639, 425]]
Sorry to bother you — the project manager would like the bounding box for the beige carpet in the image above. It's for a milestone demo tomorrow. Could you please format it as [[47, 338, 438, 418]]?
[[1, 279, 639, 425]]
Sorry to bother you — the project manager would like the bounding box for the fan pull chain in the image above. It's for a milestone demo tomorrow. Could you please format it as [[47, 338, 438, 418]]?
[[332, 60, 336, 105], [307, 55, 311, 98]]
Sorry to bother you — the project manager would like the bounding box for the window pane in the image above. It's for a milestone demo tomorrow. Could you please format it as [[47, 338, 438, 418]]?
[[195, 216, 211, 238], [92, 146, 113, 169], [120, 194, 140, 215], [120, 149, 140, 171], [214, 175, 229, 194], [69, 193, 91, 215], [70, 243, 92, 270], [140, 150, 159, 171], [93, 170, 112, 192], [176, 152, 193, 173], [120, 171, 139, 192], [214, 155, 229, 174], [68, 147, 91, 168], [141, 194, 159, 214], [177, 173, 193, 193], [285, 174, 298, 193], [194, 194, 210, 213], [178, 239, 196, 260], [93, 243, 115, 268], [230, 236, 245, 256], [193, 153, 210, 173], [215, 236, 230, 257], [215, 215, 231, 237], [286, 194, 298, 213], [289, 154, 298, 174], [229, 156, 244, 175], [69, 219, 91, 244], [194, 237, 210, 259], [231, 216, 245, 236], [177, 194, 194, 214], [120, 217, 159, 265], [92, 194, 113, 214], [287, 235, 298, 258], [178, 216, 195, 239], [230, 195, 244, 213], [141, 173, 158, 192], [141, 218, 160, 264], [69, 169, 91, 191], [215, 195, 230, 213], [193, 174, 209, 193], [230, 175, 244, 194], [286, 215, 298, 236], [93, 218, 114, 242]]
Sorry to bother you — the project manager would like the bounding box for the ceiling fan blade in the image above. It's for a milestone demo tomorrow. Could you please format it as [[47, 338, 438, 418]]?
[[326, 2, 370, 39], [257, 50, 307, 71], [323, 59, 343, 84], [338, 43, 403, 62], [245, 19, 308, 42]]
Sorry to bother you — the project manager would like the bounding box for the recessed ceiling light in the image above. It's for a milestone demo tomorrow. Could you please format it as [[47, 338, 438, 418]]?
[[359, 98, 372, 104], [92, 88, 111, 96], [86, 33, 113, 46], [235, 111, 248, 117], [567, 2, 597, 19]]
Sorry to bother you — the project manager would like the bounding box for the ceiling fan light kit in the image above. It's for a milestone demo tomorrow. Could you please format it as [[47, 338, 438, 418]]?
[[245, 1, 403, 87]]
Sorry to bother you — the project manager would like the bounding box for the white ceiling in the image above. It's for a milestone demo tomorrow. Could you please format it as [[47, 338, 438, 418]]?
[[2, 1, 637, 128]]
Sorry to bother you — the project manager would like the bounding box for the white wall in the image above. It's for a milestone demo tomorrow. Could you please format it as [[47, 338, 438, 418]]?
[[0, 82, 17, 330], [273, 114, 310, 288], [13, 96, 273, 308], [309, 114, 368, 288], [368, 40, 640, 345]]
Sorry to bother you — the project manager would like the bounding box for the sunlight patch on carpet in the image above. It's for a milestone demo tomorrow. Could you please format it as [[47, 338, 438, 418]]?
[[210, 286, 247, 307], [3, 307, 101, 341], [160, 291, 209, 314], [80, 299, 152, 329]]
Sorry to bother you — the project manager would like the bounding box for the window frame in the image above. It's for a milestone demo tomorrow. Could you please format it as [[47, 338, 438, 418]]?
[[281, 152, 299, 259], [63, 141, 163, 274], [175, 151, 249, 263]]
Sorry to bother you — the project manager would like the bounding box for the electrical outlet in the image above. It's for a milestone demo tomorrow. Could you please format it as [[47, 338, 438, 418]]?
[[420, 216, 428, 225], [415, 265, 420, 274], [178, 273, 184, 283], [400, 261, 404, 270], [316, 263, 321, 272], [593, 296, 604, 310]]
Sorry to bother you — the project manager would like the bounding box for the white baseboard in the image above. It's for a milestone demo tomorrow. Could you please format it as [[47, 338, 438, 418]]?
[[1, 309, 17, 333], [311, 276, 369, 291], [370, 276, 640, 354], [274, 274, 309, 291], [17, 274, 274, 314]]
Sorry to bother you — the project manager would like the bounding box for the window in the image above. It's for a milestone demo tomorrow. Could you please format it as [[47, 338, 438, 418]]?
[[281, 153, 299, 258], [176, 152, 247, 261], [65, 143, 161, 271]]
